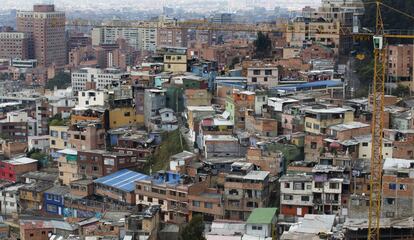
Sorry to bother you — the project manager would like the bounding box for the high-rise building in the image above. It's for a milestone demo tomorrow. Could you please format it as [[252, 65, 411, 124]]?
[[91, 17, 183, 52], [0, 32, 29, 59], [16, 4, 66, 67]]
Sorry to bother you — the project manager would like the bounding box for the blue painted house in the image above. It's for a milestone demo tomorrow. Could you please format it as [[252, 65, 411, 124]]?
[[191, 60, 218, 91], [44, 186, 69, 215]]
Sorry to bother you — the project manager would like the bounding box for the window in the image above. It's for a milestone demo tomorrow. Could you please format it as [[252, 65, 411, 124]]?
[[399, 184, 407, 190], [301, 196, 310, 201], [50, 130, 58, 137], [389, 183, 397, 190], [148, 197, 153, 202], [253, 69, 260, 75], [283, 195, 293, 200], [265, 69, 272, 75], [251, 77, 257, 83], [313, 124, 320, 130], [46, 204, 57, 212], [284, 182, 290, 188], [192, 200, 201, 207], [362, 142, 368, 147], [311, 142, 317, 149], [204, 202, 213, 209], [306, 122, 312, 128], [385, 198, 395, 205], [61, 132, 68, 140], [264, 77, 268, 82], [124, 112, 130, 117], [293, 182, 305, 190], [329, 183, 339, 189], [252, 225, 263, 230]]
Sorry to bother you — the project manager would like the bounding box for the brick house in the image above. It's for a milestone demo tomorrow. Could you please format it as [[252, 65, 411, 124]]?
[[0, 157, 38, 182]]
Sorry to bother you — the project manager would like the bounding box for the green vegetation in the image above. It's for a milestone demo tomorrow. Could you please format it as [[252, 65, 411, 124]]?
[[267, 143, 304, 174], [48, 113, 67, 126], [145, 130, 189, 174], [0, 73, 10, 81], [362, 1, 414, 31], [45, 72, 71, 90], [354, 56, 374, 98], [254, 31, 272, 59], [27, 148, 47, 161], [179, 215, 206, 240], [393, 84, 411, 98]]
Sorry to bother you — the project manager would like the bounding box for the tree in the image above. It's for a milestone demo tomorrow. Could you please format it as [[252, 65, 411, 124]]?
[[27, 148, 47, 161], [230, 57, 240, 69], [393, 84, 411, 98], [362, 0, 414, 31], [0, 73, 9, 81], [48, 113, 67, 126], [254, 31, 272, 59], [179, 215, 206, 240], [45, 72, 71, 90]]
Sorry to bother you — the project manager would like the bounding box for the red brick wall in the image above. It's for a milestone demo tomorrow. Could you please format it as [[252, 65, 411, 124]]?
[[281, 205, 310, 217]]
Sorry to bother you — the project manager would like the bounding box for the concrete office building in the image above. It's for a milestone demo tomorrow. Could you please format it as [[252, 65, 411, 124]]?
[[16, 4, 66, 67], [0, 32, 29, 59]]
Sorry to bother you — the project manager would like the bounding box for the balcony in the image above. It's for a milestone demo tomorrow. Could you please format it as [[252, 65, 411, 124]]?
[[325, 199, 340, 205], [313, 198, 323, 205]]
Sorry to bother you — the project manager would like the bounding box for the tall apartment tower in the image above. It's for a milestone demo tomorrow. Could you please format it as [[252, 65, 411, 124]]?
[[16, 5, 66, 67]]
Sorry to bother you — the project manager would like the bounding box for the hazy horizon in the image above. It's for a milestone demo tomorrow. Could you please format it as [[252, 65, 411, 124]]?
[[0, 0, 320, 11]]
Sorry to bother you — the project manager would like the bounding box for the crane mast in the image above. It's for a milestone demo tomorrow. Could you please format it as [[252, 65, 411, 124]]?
[[368, 1, 385, 239]]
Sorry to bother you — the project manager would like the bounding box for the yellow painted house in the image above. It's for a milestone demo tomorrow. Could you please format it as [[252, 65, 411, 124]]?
[[49, 125, 70, 151], [109, 107, 144, 129], [304, 107, 354, 134]]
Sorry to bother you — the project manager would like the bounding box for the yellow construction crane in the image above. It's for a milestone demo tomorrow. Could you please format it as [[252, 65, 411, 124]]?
[[368, 2, 385, 239], [357, 1, 414, 239]]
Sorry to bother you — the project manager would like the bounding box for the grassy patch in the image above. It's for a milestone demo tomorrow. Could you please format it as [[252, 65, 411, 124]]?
[[144, 130, 189, 174]]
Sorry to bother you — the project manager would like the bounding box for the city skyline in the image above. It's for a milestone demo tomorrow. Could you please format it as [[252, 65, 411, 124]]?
[[1, 0, 320, 11]]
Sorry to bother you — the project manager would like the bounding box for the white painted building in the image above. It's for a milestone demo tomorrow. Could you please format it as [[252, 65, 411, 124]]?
[[71, 68, 127, 92], [267, 98, 299, 112], [91, 24, 158, 52], [77, 90, 108, 108], [355, 135, 393, 160], [6, 111, 27, 122], [244, 208, 277, 239], [0, 184, 25, 215], [28, 135, 50, 152]]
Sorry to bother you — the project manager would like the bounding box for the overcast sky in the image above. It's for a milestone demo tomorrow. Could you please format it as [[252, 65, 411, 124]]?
[[1, 0, 319, 11]]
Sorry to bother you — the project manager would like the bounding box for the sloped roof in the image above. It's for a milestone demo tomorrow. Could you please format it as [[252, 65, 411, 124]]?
[[94, 169, 149, 192], [246, 208, 277, 224]]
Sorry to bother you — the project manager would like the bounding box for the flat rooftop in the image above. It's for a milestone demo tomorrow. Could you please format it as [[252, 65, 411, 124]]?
[[329, 121, 370, 131], [5, 157, 37, 165], [243, 171, 269, 181]]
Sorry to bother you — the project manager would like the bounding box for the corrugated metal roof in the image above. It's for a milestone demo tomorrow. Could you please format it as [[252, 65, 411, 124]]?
[[94, 169, 149, 192]]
